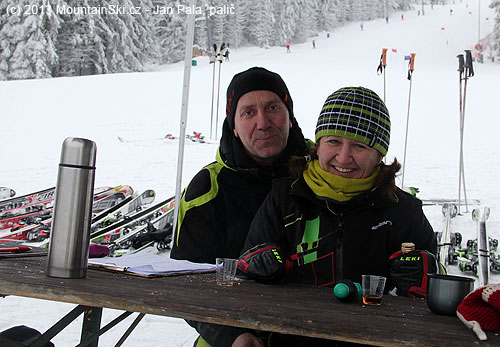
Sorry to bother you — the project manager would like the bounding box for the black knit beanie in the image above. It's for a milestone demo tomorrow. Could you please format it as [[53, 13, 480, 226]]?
[[226, 67, 293, 129]]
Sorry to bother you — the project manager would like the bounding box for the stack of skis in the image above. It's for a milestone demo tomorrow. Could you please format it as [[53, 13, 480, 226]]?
[[435, 203, 499, 286], [0, 185, 175, 257]]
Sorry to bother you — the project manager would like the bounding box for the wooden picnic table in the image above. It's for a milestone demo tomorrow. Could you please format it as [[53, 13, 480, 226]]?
[[0, 256, 498, 346]]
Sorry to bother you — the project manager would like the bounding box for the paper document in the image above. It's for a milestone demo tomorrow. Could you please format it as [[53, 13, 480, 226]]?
[[88, 253, 215, 276]]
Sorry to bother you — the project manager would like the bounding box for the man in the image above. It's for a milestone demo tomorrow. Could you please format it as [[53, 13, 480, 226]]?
[[170, 67, 308, 347]]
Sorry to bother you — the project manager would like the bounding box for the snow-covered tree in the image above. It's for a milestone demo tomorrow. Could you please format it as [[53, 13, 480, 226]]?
[[0, 0, 398, 80], [246, 0, 274, 47], [490, 0, 500, 61], [293, 0, 316, 43], [273, 0, 299, 46], [0, 0, 64, 80], [315, 0, 340, 31], [222, 0, 247, 48], [154, 0, 187, 64]]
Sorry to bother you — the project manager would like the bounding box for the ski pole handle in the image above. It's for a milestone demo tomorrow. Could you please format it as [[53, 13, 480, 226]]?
[[457, 54, 464, 74], [464, 50, 474, 77], [382, 48, 388, 67], [377, 48, 388, 75], [407, 53, 416, 80], [409, 53, 416, 71]]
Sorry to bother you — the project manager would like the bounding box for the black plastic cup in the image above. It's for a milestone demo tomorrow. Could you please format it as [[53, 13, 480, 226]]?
[[426, 274, 475, 316]]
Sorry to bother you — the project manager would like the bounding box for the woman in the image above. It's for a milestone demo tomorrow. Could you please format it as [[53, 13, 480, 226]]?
[[240, 86, 437, 287]]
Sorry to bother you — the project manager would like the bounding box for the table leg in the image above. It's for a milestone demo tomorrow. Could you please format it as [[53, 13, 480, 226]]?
[[81, 307, 103, 347]]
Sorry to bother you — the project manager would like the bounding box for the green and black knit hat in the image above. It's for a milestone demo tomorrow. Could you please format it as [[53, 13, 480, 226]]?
[[315, 87, 390, 156]]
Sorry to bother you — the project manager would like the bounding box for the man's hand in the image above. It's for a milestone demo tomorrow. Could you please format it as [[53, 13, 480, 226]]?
[[232, 332, 264, 347]]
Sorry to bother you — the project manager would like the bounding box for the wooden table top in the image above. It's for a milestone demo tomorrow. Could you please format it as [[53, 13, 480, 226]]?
[[0, 256, 498, 346]]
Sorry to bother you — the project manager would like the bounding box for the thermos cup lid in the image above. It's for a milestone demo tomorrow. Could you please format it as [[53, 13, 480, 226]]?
[[60, 137, 96, 168]]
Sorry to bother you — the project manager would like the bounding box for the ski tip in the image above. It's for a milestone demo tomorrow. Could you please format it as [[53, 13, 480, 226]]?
[[0, 187, 16, 200], [484, 207, 490, 220], [472, 208, 480, 221]]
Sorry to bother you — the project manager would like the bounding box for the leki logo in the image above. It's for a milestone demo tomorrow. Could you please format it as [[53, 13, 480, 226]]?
[[399, 256, 421, 262], [371, 220, 392, 230], [272, 249, 283, 263]]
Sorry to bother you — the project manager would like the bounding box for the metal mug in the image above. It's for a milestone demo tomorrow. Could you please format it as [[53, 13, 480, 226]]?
[[426, 274, 474, 316]]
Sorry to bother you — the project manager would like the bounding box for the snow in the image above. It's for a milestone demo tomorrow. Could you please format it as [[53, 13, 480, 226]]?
[[0, 1, 499, 345]]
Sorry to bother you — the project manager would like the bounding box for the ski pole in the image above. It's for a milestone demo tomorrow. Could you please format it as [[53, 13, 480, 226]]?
[[210, 62, 216, 139], [173, 0, 196, 242], [214, 43, 225, 140], [209, 44, 217, 139], [457, 54, 465, 214], [377, 48, 388, 103], [215, 60, 222, 139], [401, 53, 415, 190], [459, 50, 474, 213]]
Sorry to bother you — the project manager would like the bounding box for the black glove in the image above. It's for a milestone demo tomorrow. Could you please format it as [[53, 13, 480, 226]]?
[[389, 249, 439, 298], [238, 243, 285, 282]]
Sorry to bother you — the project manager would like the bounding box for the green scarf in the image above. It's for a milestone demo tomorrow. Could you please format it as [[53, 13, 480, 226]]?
[[303, 160, 379, 202]]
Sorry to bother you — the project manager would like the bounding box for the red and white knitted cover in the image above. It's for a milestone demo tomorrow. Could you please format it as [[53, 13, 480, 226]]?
[[456, 283, 500, 340]]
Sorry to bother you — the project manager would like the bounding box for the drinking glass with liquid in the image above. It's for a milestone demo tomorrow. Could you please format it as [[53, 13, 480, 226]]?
[[361, 275, 386, 305]]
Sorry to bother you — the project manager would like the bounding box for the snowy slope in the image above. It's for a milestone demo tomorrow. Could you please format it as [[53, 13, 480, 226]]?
[[0, 1, 498, 346]]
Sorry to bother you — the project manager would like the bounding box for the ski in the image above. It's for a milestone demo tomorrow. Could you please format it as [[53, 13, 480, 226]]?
[[91, 194, 136, 225], [0, 206, 50, 231], [92, 192, 129, 214], [0, 187, 16, 200], [1, 211, 52, 241], [22, 193, 136, 244], [0, 187, 55, 214], [437, 203, 457, 268], [109, 204, 174, 254], [457, 236, 499, 275], [473, 207, 490, 286], [91, 189, 155, 229], [0, 185, 130, 222], [422, 198, 480, 206], [164, 131, 216, 144], [90, 196, 174, 241], [1, 187, 136, 240], [0, 186, 133, 231], [93, 185, 134, 202]]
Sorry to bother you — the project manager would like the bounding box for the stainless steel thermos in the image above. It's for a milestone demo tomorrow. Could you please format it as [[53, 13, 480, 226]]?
[[46, 137, 96, 278]]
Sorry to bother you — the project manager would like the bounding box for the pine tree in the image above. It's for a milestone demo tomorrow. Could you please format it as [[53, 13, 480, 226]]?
[[154, 0, 187, 64], [0, 0, 408, 80], [316, 0, 339, 31], [273, 0, 298, 46], [490, 0, 500, 61], [223, 0, 247, 48], [246, 0, 274, 48], [294, 0, 316, 43], [0, 0, 64, 80]]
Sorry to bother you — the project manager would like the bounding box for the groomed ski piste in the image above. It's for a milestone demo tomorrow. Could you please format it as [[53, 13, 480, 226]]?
[[0, 1, 499, 345]]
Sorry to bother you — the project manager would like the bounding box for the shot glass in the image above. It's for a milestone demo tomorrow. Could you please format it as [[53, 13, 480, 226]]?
[[361, 275, 386, 305], [216, 258, 238, 286]]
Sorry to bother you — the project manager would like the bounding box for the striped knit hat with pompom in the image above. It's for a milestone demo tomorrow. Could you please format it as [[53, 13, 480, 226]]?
[[315, 87, 391, 156]]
